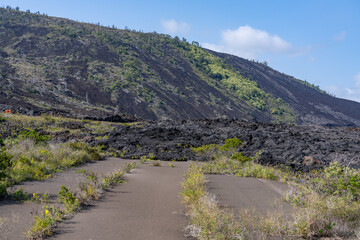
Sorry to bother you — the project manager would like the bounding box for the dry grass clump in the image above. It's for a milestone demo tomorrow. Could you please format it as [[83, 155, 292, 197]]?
[[181, 163, 245, 240], [27, 166, 130, 239], [5, 138, 101, 184]]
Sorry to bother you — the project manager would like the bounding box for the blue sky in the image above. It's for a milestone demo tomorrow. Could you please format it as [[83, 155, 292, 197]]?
[[1, 0, 360, 102]]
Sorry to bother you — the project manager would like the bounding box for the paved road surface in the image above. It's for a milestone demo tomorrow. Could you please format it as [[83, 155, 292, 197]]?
[[0, 158, 135, 240], [207, 175, 291, 215], [52, 162, 191, 240]]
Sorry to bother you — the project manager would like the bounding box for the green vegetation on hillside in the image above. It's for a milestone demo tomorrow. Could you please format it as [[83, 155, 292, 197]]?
[[181, 44, 296, 122], [0, 7, 299, 122]]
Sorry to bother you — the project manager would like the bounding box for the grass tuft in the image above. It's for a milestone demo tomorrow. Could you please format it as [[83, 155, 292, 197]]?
[[180, 163, 245, 239]]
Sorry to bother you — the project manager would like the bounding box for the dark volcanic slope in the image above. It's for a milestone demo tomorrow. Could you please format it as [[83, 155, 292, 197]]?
[[88, 119, 360, 171], [211, 51, 360, 126], [1, 8, 360, 125]]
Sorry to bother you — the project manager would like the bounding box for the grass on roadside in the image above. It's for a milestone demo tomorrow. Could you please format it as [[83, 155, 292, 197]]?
[[181, 163, 245, 240], [186, 138, 360, 239], [0, 132, 102, 199], [26, 163, 136, 239], [26, 205, 64, 240]]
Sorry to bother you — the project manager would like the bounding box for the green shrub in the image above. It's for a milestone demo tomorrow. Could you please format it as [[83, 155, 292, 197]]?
[[181, 163, 205, 204], [11, 187, 29, 201], [191, 144, 218, 154], [219, 137, 242, 152], [152, 161, 161, 167], [181, 163, 244, 239], [26, 205, 63, 239], [123, 162, 137, 173], [77, 169, 101, 203], [18, 130, 51, 144], [10, 155, 49, 182], [69, 142, 101, 160], [0, 148, 12, 180], [7, 140, 101, 184], [0, 116, 5, 123], [231, 152, 250, 162], [0, 183, 7, 198], [192, 138, 243, 160], [310, 162, 360, 200], [101, 169, 124, 189], [58, 186, 80, 213]]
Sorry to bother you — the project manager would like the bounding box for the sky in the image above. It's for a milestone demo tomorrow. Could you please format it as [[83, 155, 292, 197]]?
[[1, 0, 360, 103]]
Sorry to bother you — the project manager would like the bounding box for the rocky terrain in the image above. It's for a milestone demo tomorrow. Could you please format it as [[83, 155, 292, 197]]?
[[80, 119, 360, 171]]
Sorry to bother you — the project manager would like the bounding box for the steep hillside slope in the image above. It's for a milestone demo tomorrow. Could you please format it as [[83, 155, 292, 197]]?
[[0, 8, 359, 125], [211, 51, 360, 126]]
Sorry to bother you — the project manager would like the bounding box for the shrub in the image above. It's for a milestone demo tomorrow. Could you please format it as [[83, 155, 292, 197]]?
[[181, 163, 205, 205], [123, 162, 137, 173], [18, 130, 51, 144], [0, 183, 7, 198], [191, 144, 219, 160], [310, 162, 360, 200], [76, 169, 101, 203], [26, 205, 63, 239], [58, 186, 80, 213], [152, 161, 162, 167], [181, 163, 244, 239], [191, 144, 218, 154], [6, 140, 101, 184], [11, 187, 29, 201], [68, 142, 101, 160], [0, 148, 12, 179], [231, 152, 250, 162], [101, 169, 124, 189], [219, 137, 242, 152]]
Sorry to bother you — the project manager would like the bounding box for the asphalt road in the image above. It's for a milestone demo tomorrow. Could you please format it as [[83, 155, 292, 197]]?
[[207, 175, 291, 215], [52, 162, 191, 240], [0, 158, 136, 240]]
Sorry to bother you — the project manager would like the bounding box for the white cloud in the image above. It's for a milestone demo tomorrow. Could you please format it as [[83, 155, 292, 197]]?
[[333, 31, 347, 42], [161, 19, 190, 35], [325, 72, 360, 103], [203, 25, 292, 59]]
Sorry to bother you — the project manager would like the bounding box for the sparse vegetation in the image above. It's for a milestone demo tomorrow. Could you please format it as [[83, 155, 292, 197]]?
[[10, 187, 29, 202], [123, 162, 137, 173], [0, 7, 304, 123], [26, 205, 63, 240], [101, 169, 125, 189], [26, 163, 132, 239], [31, 192, 50, 204], [58, 186, 80, 214], [0, 115, 105, 199], [188, 139, 360, 239], [152, 160, 162, 167], [181, 163, 245, 239]]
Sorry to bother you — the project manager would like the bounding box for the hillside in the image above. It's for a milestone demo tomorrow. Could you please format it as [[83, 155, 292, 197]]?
[[0, 8, 359, 125]]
